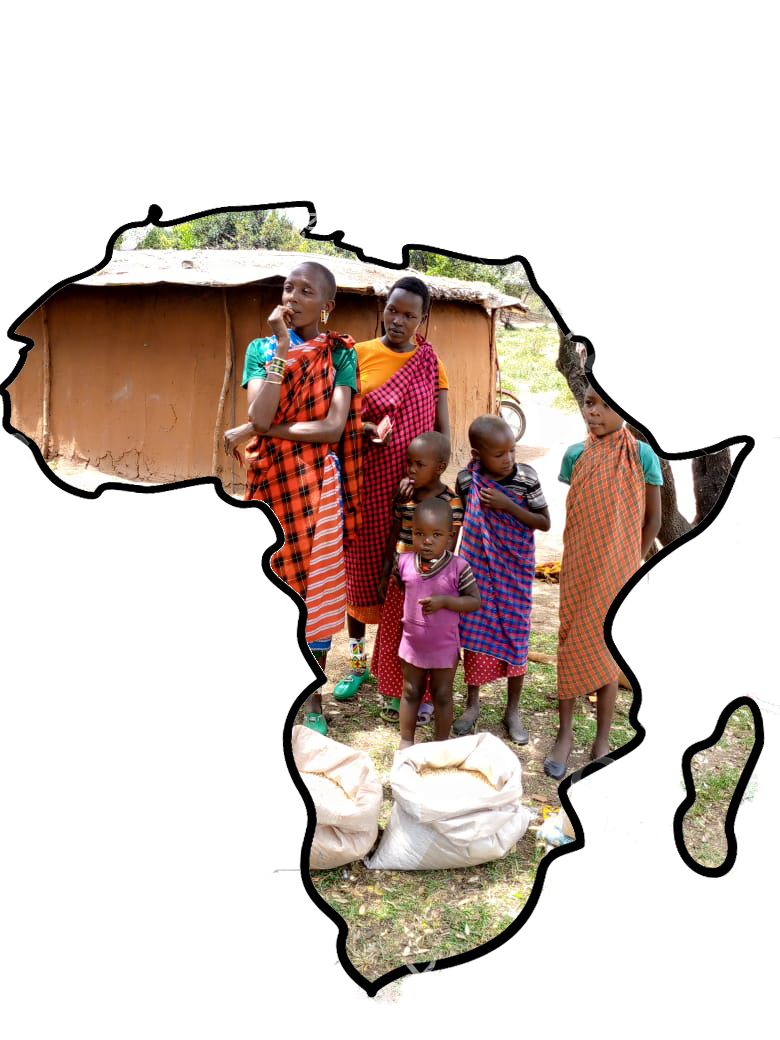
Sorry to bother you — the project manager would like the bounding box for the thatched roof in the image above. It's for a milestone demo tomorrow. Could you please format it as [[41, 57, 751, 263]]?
[[78, 249, 528, 313]]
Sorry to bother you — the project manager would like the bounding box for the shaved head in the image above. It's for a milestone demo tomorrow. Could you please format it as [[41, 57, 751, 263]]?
[[292, 260, 337, 301]]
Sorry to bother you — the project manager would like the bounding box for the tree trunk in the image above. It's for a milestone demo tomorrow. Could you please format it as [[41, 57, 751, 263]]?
[[555, 328, 588, 407], [644, 540, 669, 599], [692, 449, 731, 524]]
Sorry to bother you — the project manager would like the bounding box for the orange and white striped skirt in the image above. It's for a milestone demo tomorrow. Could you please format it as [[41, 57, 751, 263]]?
[[305, 453, 346, 649]]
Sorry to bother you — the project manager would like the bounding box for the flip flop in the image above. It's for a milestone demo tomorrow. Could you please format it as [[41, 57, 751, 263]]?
[[231, 707, 266, 740], [332, 668, 369, 702], [303, 712, 328, 736], [380, 697, 401, 723], [416, 703, 434, 726]]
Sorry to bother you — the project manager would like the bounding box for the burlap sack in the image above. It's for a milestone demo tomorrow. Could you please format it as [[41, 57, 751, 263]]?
[[292, 725, 383, 869], [366, 732, 530, 870]]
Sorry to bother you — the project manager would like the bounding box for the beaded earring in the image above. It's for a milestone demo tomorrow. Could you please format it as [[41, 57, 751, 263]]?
[[320, 308, 330, 325]]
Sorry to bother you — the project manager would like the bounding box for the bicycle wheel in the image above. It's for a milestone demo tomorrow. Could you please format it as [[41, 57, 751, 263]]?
[[498, 399, 527, 442]]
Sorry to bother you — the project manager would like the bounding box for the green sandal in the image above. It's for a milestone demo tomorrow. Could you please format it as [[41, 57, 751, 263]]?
[[380, 697, 401, 723], [303, 712, 328, 736], [231, 707, 266, 740], [332, 668, 369, 702]]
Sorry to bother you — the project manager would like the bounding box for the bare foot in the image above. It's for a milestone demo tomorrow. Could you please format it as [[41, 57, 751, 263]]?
[[304, 693, 322, 715], [399, 738, 414, 751], [503, 714, 529, 745], [591, 736, 611, 761], [547, 732, 573, 766], [453, 705, 479, 735]]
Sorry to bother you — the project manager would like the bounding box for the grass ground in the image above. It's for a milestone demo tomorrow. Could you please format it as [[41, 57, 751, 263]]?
[[496, 324, 577, 412], [260, 619, 773, 985]]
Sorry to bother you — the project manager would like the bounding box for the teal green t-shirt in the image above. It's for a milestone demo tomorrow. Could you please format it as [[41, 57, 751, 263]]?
[[559, 438, 663, 486], [241, 334, 358, 392]]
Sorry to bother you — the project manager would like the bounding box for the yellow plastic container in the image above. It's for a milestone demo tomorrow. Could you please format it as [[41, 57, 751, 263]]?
[[594, 827, 644, 911]]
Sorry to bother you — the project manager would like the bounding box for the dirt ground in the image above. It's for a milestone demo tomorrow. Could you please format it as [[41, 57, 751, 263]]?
[[4, 361, 777, 985]]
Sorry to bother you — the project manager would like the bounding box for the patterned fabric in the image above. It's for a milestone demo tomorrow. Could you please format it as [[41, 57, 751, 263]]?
[[371, 580, 432, 704], [558, 427, 647, 699], [463, 649, 526, 684], [371, 485, 462, 698], [244, 331, 362, 605], [560, 439, 663, 486], [344, 334, 439, 610], [458, 460, 536, 668], [355, 337, 449, 394], [242, 330, 358, 391], [304, 454, 346, 644], [348, 637, 367, 675], [457, 462, 548, 513]]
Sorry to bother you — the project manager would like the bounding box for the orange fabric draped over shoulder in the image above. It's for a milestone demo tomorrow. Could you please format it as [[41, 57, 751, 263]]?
[[557, 427, 646, 700]]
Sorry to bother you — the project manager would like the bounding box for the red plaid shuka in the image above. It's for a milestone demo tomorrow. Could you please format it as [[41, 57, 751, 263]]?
[[244, 332, 362, 601], [557, 427, 646, 699], [344, 335, 439, 609]]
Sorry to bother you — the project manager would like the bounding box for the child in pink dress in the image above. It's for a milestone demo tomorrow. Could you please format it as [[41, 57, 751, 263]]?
[[392, 497, 481, 750]]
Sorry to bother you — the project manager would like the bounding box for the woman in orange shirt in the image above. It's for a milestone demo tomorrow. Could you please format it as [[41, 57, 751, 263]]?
[[335, 276, 450, 705]]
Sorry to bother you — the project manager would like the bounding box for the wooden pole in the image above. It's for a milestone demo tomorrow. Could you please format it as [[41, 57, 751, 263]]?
[[213, 289, 234, 480], [40, 303, 51, 460]]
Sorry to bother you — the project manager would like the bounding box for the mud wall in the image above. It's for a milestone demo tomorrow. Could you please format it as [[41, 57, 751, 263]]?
[[10, 283, 495, 488]]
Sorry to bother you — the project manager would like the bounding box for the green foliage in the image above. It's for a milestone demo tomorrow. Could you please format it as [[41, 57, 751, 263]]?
[[497, 325, 578, 412], [133, 208, 364, 258], [135, 209, 303, 251], [320, 204, 569, 293]]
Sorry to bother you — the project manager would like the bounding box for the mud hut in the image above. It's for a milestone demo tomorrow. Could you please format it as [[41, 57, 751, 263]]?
[[9, 250, 527, 490]]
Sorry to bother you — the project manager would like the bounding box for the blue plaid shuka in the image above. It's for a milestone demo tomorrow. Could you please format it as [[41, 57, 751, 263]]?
[[458, 461, 536, 668]]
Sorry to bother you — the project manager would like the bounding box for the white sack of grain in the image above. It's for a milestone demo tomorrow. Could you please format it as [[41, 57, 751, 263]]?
[[365, 732, 530, 870], [292, 725, 383, 869]]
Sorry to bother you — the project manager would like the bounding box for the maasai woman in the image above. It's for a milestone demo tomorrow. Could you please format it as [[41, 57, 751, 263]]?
[[333, 276, 450, 707], [223, 262, 362, 735]]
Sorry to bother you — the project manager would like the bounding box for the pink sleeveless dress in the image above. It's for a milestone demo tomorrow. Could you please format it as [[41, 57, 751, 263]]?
[[397, 552, 467, 670]]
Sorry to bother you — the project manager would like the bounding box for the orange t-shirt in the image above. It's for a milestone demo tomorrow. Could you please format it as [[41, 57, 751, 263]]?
[[355, 338, 449, 397]]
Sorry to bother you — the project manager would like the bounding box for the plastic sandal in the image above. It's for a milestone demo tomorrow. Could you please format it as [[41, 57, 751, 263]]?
[[416, 703, 434, 726], [303, 712, 328, 736], [231, 707, 266, 740], [332, 668, 369, 702], [379, 697, 401, 723]]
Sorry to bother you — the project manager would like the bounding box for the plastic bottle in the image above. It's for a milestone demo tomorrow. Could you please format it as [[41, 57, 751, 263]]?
[[594, 827, 644, 911]]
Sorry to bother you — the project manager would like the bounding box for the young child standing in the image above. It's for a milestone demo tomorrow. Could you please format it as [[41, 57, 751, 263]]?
[[222, 261, 363, 736], [455, 415, 551, 744], [545, 385, 662, 779], [372, 432, 463, 724], [393, 498, 481, 750]]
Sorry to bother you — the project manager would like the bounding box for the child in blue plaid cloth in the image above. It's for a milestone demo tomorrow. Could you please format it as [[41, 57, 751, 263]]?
[[454, 416, 550, 744]]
